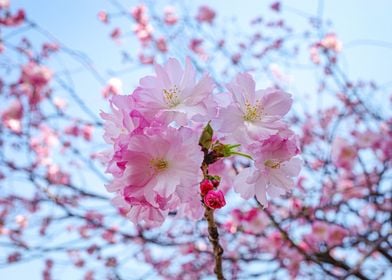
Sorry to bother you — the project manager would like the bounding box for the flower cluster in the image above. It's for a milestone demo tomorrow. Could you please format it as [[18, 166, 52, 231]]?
[[101, 58, 301, 226], [0, 1, 25, 27], [200, 178, 226, 209], [310, 33, 342, 65]]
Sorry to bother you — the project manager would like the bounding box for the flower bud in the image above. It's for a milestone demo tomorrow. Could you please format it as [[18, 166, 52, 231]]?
[[204, 190, 226, 209], [211, 178, 220, 188], [200, 179, 214, 196]]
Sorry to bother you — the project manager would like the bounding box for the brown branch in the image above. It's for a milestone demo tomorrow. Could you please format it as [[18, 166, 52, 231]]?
[[200, 151, 225, 279], [204, 205, 225, 280]]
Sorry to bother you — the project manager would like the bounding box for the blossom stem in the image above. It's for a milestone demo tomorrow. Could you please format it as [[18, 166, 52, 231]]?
[[201, 162, 225, 279], [204, 205, 225, 280]]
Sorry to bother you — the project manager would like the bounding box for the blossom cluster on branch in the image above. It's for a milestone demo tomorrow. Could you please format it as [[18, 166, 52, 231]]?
[[101, 57, 301, 226]]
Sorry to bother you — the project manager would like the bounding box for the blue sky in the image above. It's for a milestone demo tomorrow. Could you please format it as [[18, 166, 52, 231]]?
[[2, 0, 392, 279], [5, 0, 391, 119]]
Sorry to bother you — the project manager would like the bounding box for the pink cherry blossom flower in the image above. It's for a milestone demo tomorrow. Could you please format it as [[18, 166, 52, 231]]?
[[320, 33, 342, 52], [53, 97, 67, 110], [189, 38, 206, 59], [110, 187, 166, 227], [269, 63, 293, 85], [327, 225, 348, 246], [156, 37, 168, 53], [251, 133, 300, 160], [270, 2, 281, 12], [0, 0, 10, 10], [64, 125, 79, 137], [41, 42, 60, 58], [122, 127, 203, 204], [131, 5, 148, 24], [7, 252, 21, 263], [30, 125, 59, 165], [0, 9, 25, 26], [104, 126, 204, 226], [15, 215, 28, 229], [231, 208, 268, 234], [138, 53, 154, 65], [133, 23, 153, 44], [47, 164, 70, 185], [110, 28, 121, 42], [204, 190, 226, 209], [163, 6, 178, 25], [231, 53, 241, 65], [175, 185, 204, 220], [337, 178, 366, 199], [310, 45, 321, 64], [312, 221, 329, 240], [200, 179, 214, 196], [353, 129, 380, 149], [132, 57, 215, 125], [216, 72, 292, 145], [100, 95, 138, 143], [19, 62, 52, 106], [97, 10, 109, 24], [102, 78, 123, 98], [82, 125, 93, 141], [234, 134, 301, 206], [195, 6, 216, 24], [21, 62, 52, 88], [1, 99, 23, 133], [331, 137, 356, 170]]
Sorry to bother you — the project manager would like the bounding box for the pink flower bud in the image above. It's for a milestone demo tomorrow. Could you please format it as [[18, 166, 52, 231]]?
[[211, 178, 220, 188], [200, 179, 214, 196], [204, 190, 226, 209]]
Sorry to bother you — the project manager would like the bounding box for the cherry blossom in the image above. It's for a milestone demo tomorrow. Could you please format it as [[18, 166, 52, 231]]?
[[216, 72, 292, 145], [204, 190, 226, 209], [163, 6, 178, 25], [331, 137, 357, 170], [234, 134, 301, 206], [1, 99, 23, 133], [195, 5, 216, 24], [132, 57, 215, 125]]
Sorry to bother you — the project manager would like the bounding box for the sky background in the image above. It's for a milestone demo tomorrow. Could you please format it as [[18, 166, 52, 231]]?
[[2, 0, 392, 279]]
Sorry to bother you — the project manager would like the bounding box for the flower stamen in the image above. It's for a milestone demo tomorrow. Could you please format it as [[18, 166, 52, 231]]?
[[243, 100, 262, 122], [150, 158, 169, 172], [264, 159, 281, 169], [163, 85, 181, 108]]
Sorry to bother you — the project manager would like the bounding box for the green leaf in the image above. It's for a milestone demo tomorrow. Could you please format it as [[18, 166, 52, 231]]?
[[230, 151, 253, 160], [211, 142, 253, 160], [199, 122, 213, 150]]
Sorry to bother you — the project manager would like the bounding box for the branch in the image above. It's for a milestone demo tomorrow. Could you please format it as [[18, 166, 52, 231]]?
[[204, 206, 225, 280]]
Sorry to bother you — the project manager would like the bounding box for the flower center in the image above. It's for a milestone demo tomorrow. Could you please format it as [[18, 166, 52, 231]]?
[[243, 100, 262, 122], [163, 85, 181, 108], [264, 159, 281, 169], [150, 158, 169, 172]]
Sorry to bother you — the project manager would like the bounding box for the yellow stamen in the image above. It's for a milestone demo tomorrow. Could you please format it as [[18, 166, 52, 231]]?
[[150, 158, 168, 172], [264, 159, 281, 169], [243, 100, 262, 122], [163, 85, 181, 108]]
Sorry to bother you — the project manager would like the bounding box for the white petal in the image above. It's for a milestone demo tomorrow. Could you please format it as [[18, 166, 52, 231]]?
[[234, 168, 256, 200]]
